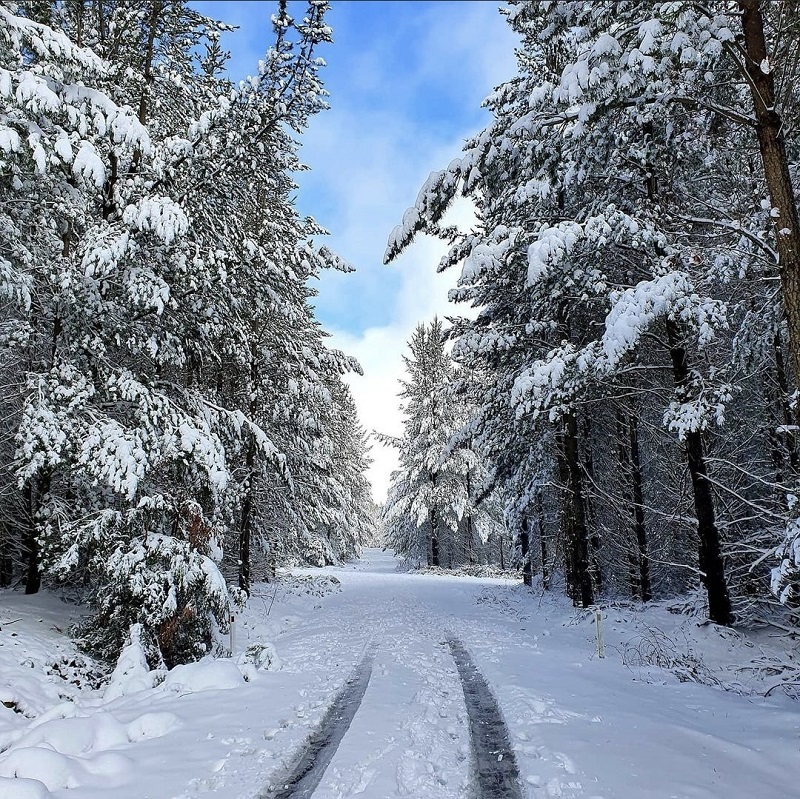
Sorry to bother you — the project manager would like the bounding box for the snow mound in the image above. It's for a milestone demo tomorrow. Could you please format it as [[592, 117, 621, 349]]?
[[0, 745, 133, 791], [0, 776, 51, 799], [0, 592, 95, 722], [104, 623, 163, 701], [125, 712, 181, 741], [11, 713, 130, 755], [161, 658, 245, 693]]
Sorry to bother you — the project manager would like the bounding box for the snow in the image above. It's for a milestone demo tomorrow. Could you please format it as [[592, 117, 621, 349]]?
[[526, 222, 583, 286], [2, 550, 799, 798], [0, 127, 20, 153], [72, 141, 105, 188], [161, 659, 244, 694], [103, 625, 160, 702], [122, 197, 189, 246]]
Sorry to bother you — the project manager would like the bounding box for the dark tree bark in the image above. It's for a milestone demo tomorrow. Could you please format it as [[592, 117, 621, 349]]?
[[75, 0, 84, 47], [238, 433, 256, 595], [774, 332, 799, 477], [465, 471, 476, 565], [559, 413, 594, 608], [465, 516, 476, 565], [739, 0, 800, 399], [666, 320, 732, 625], [536, 491, 549, 590], [23, 479, 41, 595], [582, 417, 602, 593], [628, 413, 651, 602], [0, 528, 13, 588], [520, 517, 532, 587], [430, 509, 440, 568], [616, 409, 641, 600]]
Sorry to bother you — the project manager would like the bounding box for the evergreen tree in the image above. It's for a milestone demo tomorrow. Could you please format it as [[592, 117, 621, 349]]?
[[386, 0, 800, 623], [382, 319, 504, 568]]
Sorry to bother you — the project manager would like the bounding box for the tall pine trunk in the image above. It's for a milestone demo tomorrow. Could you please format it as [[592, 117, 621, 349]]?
[[666, 320, 732, 625], [238, 434, 256, 595], [628, 413, 651, 602], [429, 506, 440, 568], [520, 517, 532, 587], [582, 417, 602, 593], [616, 409, 649, 600], [0, 530, 12, 587], [537, 491, 549, 590], [739, 0, 800, 398], [23, 478, 41, 595], [465, 471, 476, 565], [559, 412, 594, 607], [773, 332, 799, 480]]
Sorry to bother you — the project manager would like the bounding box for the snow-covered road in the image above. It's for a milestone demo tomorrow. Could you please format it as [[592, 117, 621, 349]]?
[[2, 549, 798, 799]]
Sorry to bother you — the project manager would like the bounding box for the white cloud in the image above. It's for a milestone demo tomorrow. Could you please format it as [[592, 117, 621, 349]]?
[[299, 5, 519, 504]]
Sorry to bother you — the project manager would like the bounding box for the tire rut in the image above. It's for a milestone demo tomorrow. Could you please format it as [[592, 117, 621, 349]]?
[[260, 643, 376, 799], [447, 637, 523, 799]]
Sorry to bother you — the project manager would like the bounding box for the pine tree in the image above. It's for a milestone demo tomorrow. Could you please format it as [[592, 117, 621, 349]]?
[[386, 0, 800, 622], [383, 319, 504, 568]]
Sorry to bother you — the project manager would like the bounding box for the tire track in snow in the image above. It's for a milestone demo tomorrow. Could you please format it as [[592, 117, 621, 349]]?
[[447, 637, 523, 799], [260, 642, 376, 799]]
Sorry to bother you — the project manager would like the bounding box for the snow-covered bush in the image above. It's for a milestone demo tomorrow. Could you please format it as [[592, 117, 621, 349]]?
[[66, 500, 230, 668]]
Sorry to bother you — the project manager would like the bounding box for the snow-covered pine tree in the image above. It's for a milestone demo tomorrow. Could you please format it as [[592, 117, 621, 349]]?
[[386, 0, 800, 622], [1, 0, 373, 664], [383, 320, 453, 567], [382, 319, 504, 568]]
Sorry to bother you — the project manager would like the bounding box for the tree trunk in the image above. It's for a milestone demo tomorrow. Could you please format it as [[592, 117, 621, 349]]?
[[616, 409, 640, 600], [774, 332, 799, 473], [520, 517, 532, 587], [465, 471, 476, 565], [666, 320, 732, 625], [465, 515, 476, 565], [430, 509, 440, 568], [94, 0, 106, 44], [537, 491, 549, 590], [582, 417, 602, 593], [0, 528, 13, 588], [238, 434, 256, 595], [628, 413, 651, 602], [560, 413, 594, 607], [23, 479, 41, 595], [739, 0, 800, 399]]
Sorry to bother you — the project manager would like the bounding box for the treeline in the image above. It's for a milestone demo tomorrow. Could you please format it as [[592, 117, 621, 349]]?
[[386, 0, 800, 626], [0, 0, 373, 666]]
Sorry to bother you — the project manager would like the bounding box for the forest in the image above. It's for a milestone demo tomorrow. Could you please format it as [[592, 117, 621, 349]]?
[[1, 0, 800, 670], [2, 2, 800, 798], [0, 0, 375, 667]]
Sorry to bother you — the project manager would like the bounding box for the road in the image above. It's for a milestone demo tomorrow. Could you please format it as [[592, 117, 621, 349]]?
[[24, 548, 795, 799]]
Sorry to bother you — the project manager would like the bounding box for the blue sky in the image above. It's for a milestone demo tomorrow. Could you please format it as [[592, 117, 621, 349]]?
[[193, 1, 519, 499]]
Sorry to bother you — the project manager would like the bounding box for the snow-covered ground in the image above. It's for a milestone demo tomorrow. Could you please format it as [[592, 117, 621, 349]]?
[[1, 549, 798, 798]]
